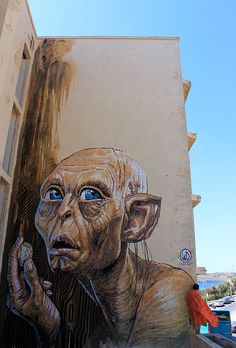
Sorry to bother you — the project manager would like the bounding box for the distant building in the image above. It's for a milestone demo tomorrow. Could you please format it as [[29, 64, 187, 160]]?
[[196, 267, 207, 275]]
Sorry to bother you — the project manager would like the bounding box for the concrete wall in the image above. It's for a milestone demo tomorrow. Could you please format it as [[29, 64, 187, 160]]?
[[0, 0, 36, 272], [0, 0, 9, 34], [34, 37, 196, 274]]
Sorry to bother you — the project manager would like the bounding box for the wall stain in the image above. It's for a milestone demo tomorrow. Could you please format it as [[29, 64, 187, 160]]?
[[5, 21, 13, 33], [5, 95, 11, 104], [14, 44, 23, 68], [21, 38, 77, 188]]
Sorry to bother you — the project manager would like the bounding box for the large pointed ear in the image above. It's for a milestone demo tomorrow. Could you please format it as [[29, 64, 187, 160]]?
[[122, 193, 161, 243]]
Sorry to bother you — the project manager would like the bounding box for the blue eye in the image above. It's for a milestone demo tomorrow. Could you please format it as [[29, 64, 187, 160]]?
[[46, 188, 63, 201], [80, 188, 102, 201]]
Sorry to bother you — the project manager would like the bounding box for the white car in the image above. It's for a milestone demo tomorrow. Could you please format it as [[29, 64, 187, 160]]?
[[212, 300, 225, 307], [232, 321, 236, 333], [223, 296, 234, 304]]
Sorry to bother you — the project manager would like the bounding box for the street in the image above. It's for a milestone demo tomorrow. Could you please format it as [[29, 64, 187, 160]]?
[[211, 300, 236, 338], [212, 301, 236, 321]]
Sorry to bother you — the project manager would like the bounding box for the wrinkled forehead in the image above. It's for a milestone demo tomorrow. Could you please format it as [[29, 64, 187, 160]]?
[[43, 149, 145, 195], [54, 162, 119, 193]]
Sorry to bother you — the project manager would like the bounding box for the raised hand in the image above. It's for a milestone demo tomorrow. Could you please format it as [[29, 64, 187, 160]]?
[[7, 237, 61, 347]]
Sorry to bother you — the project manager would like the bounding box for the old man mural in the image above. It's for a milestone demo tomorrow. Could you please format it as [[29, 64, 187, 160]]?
[[7, 148, 194, 347]]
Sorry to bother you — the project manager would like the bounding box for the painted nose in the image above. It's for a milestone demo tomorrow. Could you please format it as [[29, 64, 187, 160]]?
[[58, 194, 74, 221]]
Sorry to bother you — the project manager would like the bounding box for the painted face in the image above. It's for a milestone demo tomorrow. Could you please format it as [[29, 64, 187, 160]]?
[[35, 149, 146, 274]]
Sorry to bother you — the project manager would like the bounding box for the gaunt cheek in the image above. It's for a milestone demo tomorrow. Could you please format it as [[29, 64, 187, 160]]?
[[78, 200, 110, 222], [36, 201, 61, 224], [78, 200, 121, 231]]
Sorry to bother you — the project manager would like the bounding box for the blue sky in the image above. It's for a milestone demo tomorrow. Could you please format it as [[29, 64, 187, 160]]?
[[28, 0, 236, 273]]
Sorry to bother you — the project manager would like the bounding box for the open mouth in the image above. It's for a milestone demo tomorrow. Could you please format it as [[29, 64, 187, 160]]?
[[50, 234, 79, 251], [53, 241, 74, 249]]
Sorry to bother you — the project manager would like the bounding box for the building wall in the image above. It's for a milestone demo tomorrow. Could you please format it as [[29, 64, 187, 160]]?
[[44, 37, 196, 274], [0, 33, 197, 276], [0, 0, 9, 34], [0, 0, 37, 273]]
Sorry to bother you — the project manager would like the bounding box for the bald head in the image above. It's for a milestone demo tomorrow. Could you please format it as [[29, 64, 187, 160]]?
[[57, 148, 148, 197]]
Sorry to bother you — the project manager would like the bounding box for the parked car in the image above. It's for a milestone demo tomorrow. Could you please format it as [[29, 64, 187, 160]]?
[[211, 300, 225, 307], [223, 296, 234, 304], [231, 321, 236, 333], [209, 310, 232, 337]]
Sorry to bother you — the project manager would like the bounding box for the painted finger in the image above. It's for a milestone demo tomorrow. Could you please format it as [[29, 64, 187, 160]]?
[[46, 290, 53, 297], [24, 259, 42, 298], [42, 280, 53, 290], [7, 237, 24, 293], [19, 271, 27, 292]]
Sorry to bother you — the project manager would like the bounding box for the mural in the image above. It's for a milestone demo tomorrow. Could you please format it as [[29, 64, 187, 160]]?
[[0, 38, 196, 347], [7, 148, 194, 347]]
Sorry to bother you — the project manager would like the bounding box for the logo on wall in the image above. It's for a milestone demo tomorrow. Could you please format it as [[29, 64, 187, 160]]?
[[180, 249, 192, 264]]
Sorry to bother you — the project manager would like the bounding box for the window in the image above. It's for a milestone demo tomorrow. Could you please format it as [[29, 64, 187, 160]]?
[[2, 105, 20, 175], [15, 44, 30, 106]]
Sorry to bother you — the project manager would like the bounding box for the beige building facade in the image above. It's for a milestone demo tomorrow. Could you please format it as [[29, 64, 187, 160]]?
[[0, 0, 201, 278], [0, 0, 36, 272]]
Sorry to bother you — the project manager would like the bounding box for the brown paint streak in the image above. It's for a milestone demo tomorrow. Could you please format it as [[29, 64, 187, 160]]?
[[22, 38, 76, 187]]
